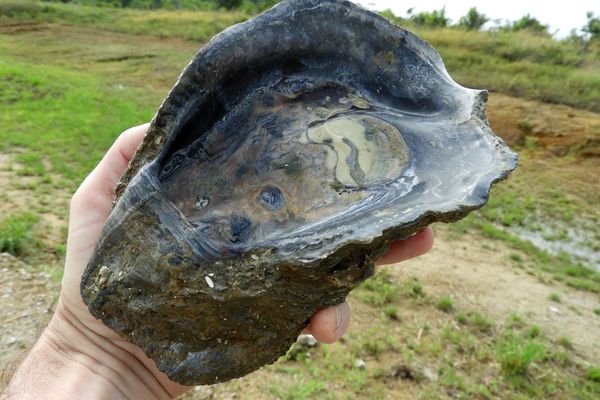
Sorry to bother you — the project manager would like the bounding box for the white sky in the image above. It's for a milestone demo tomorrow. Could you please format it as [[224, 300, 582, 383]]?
[[353, 0, 599, 37]]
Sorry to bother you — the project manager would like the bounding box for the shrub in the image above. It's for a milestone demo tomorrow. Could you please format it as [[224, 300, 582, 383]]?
[[409, 7, 449, 28], [458, 7, 488, 31]]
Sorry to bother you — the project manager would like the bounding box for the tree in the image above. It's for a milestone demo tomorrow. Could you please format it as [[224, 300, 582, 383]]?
[[458, 7, 489, 31], [509, 14, 549, 35], [408, 6, 449, 28], [583, 11, 600, 39]]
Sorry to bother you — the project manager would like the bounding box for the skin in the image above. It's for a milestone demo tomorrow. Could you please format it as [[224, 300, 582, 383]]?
[[1, 124, 434, 400]]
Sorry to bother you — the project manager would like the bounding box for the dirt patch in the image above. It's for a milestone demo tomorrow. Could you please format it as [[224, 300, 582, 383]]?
[[0, 152, 71, 260], [400, 226, 600, 364], [488, 93, 600, 157], [0, 253, 58, 370]]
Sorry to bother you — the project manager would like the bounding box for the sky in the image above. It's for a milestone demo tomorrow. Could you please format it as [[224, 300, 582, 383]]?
[[353, 0, 599, 38]]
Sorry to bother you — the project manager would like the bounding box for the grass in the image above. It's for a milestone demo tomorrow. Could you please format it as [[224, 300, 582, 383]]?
[[588, 367, 600, 383], [0, 0, 249, 42], [435, 296, 454, 313], [449, 155, 600, 294], [357, 269, 399, 306], [558, 336, 574, 350], [412, 26, 600, 112], [0, 59, 153, 188], [1, 1, 600, 112], [0, 213, 38, 255], [526, 325, 542, 339], [496, 333, 546, 376], [264, 271, 600, 399], [548, 293, 561, 302], [267, 377, 326, 400]]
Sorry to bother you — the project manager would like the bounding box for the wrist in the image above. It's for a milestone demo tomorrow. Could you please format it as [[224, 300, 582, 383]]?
[[2, 300, 184, 400]]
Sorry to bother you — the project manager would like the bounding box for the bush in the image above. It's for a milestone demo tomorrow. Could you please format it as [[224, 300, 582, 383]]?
[[458, 7, 488, 31], [583, 11, 600, 39], [409, 7, 449, 28], [0, 1, 41, 17], [507, 14, 549, 35]]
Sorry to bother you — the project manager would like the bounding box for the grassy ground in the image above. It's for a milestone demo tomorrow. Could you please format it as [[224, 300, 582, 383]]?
[[178, 268, 600, 399], [1, 1, 600, 398], [448, 151, 600, 293], [2, 0, 599, 111]]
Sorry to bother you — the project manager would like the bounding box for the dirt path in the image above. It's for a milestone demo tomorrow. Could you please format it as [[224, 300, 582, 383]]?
[[0, 254, 58, 370]]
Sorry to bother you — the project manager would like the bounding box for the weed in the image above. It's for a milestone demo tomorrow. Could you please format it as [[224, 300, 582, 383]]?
[[0, 213, 38, 255], [496, 334, 545, 376], [507, 313, 525, 328], [358, 270, 398, 306], [548, 292, 561, 302], [470, 312, 493, 334], [435, 296, 454, 313], [383, 305, 399, 320], [558, 336, 574, 350], [586, 367, 600, 382], [454, 312, 468, 325], [404, 279, 425, 298], [509, 252, 523, 262], [526, 325, 542, 338]]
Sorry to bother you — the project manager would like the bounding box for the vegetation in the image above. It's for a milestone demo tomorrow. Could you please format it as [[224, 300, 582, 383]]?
[[1, 2, 600, 399], [549, 293, 561, 302], [506, 14, 549, 35], [0, 213, 38, 255], [435, 296, 454, 313], [583, 12, 600, 39], [407, 6, 450, 28], [267, 271, 600, 399], [457, 7, 489, 31], [40, 0, 277, 12]]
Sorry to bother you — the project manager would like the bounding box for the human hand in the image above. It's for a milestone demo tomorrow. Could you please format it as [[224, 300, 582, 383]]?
[[2, 124, 434, 399]]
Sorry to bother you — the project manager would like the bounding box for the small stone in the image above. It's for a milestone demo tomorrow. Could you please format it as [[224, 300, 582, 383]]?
[[354, 359, 366, 369], [6, 336, 17, 346], [549, 306, 561, 314], [296, 334, 318, 348]]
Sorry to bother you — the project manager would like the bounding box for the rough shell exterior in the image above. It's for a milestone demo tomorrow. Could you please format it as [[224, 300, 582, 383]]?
[[81, 0, 518, 385]]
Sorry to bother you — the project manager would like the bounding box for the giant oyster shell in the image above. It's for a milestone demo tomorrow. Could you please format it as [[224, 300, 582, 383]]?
[[81, 0, 517, 385]]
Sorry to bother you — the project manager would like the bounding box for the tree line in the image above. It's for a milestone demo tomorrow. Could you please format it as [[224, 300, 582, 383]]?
[[383, 6, 600, 41]]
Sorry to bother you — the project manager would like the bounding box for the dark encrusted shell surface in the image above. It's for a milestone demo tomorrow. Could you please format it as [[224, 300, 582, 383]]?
[[81, 0, 517, 385]]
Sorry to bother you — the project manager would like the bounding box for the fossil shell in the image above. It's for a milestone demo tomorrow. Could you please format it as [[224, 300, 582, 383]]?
[[81, 0, 517, 385]]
